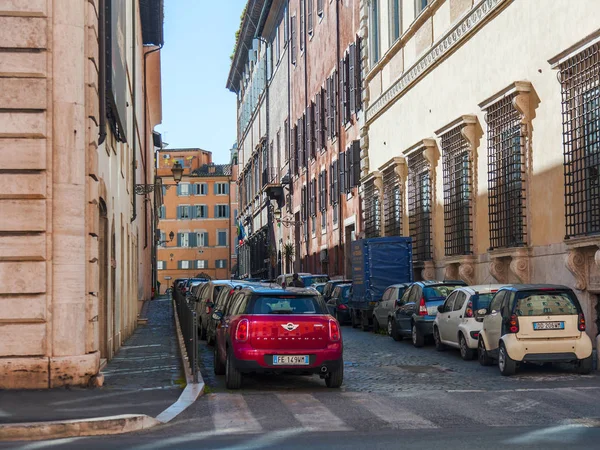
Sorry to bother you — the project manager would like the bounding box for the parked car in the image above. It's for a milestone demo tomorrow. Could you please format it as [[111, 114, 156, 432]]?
[[322, 279, 352, 302], [477, 284, 593, 376], [390, 280, 467, 347], [326, 284, 352, 324], [212, 285, 344, 389], [276, 273, 330, 287], [372, 283, 411, 334], [312, 283, 327, 295], [433, 284, 505, 360], [194, 280, 235, 340]]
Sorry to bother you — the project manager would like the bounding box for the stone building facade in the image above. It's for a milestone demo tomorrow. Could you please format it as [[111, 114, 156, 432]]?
[[156, 149, 236, 284], [0, 0, 163, 388], [360, 0, 600, 338]]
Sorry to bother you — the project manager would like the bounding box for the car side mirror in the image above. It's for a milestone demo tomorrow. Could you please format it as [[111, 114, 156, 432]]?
[[212, 311, 224, 321], [437, 305, 444, 313], [395, 299, 402, 307]]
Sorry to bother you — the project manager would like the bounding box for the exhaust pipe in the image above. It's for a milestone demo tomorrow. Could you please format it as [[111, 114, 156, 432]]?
[[320, 366, 328, 373]]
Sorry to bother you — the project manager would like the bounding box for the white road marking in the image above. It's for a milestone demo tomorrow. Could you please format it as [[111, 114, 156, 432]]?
[[16, 438, 84, 450], [211, 393, 262, 433], [51, 386, 179, 406], [505, 424, 588, 444], [131, 429, 239, 450], [117, 344, 162, 350], [276, 393, 350, 432], [219, 428, 305, 450], [343, 392, 438, 429]]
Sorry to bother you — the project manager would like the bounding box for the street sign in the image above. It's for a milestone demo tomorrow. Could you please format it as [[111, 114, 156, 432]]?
[[164, 276, 172, 280]]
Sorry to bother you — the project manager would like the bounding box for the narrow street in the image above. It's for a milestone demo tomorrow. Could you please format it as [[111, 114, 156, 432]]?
[[7, 327, 599, 449]]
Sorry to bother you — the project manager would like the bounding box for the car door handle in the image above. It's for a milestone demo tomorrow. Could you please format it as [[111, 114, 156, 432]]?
[[459, 315, 462, 319]]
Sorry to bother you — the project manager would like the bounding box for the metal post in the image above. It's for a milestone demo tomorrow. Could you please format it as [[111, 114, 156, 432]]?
[[192, 310, 198, 383]]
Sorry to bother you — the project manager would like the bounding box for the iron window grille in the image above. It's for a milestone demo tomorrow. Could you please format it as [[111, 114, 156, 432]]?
[[441, 126, 473, 256], [559, 42, 600, 238], [383, 166, 402, 236], [486, 94, 527, 250], [408, 151, 432, 264], [364, 178, 381, 238]]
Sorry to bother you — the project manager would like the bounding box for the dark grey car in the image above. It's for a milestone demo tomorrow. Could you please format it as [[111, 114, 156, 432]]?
[[372, 283, 411, 333], [326, 284, 352, 324]]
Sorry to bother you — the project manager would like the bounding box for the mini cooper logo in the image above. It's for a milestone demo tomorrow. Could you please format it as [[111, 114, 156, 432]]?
[[281, 323, 299, 332]]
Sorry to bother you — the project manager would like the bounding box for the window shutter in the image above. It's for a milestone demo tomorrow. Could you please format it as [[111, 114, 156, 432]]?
[[347, 148, 354, 189], [349, 43, 356, 115], [189, 232, 197, 248], [214, 205, 218, 218], [226, 205, 230, 218], [355, 36, 362, 112], [315, 92, 321, 151], [307, 0, 313, 33], [291, 16, 296, 64], [339, 151, 346, 194], [225, 183, 230, 195], [177, 260, 181, 269], [323, 169, 327, 208], [332, 69, 338, 138], [308, 103, 315, 158], [329, 164, 334, 206], [176, 184, 181, 196], [341, 56, 347, 125], [204, 232, 209, 247], [325, 78, 331, 138], [177, 233, 182, 247], [298, 116, 304, 170], [176, 206, 181, 219], [352, 140, 361, 186], [190, 206, 196, 219]]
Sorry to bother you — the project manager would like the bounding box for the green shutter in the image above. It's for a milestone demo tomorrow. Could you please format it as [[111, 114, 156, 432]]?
[[204, 232, 209, 247], [177, 233, 182, 247], [189, 232, 197, 247]]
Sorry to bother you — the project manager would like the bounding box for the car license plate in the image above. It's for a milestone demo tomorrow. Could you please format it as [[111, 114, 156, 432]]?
[[273, 355, 309, 365], [533, 321, 565, 330]]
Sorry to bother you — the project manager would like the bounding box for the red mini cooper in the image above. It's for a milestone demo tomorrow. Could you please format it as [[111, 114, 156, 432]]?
[[212, 284, 344, 389]]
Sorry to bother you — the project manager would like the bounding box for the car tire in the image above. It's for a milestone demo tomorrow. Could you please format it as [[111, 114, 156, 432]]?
[[459, 333, 475, 361], [478, 337, 493, 366], [433, 327, 446, 351], [225, 349, 242, 389], [214, 345, 225, 375], [361, 314, 370, 332], [325, 362, 344, 388], [498, 342, 517, 376], [390, 319, 402, 341], [372, 317, 380, 333], [411, 323, 424, 348], [207, 333, 214, 346], [198, 320, 207, 341], [577, 355, 593, 375]]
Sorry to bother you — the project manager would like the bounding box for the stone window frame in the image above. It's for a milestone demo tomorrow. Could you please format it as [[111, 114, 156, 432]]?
[[362, 171, 383, 239], [378, 156, 407, 238]]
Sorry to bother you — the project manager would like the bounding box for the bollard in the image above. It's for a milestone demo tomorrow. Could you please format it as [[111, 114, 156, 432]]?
[[596, 334, 600, 371]]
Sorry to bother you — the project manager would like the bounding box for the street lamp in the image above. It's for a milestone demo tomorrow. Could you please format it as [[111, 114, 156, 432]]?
[[171, 161, 184, 184], [157, 231, 175, 246], [135, 162, 185, 195]]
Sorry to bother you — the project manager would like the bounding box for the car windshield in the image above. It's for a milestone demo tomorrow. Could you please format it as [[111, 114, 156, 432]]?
[[249, 295, 325, 314], [423, 285, 462, 300], [514, 291, 579, 316], [340, 286, 351, 301], [473, 293, 494, 310], [314, 285, 325, 294], [302, 276, 329, 286]]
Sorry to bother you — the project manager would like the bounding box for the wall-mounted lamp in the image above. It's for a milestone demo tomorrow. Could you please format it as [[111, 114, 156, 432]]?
[[135, 162, 184, 195]]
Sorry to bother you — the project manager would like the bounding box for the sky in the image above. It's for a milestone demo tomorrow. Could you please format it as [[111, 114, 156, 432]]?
[[155, 0, 247, 164]]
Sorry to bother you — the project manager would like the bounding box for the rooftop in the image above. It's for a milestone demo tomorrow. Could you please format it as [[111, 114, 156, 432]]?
[[191, 164, 232, 177]]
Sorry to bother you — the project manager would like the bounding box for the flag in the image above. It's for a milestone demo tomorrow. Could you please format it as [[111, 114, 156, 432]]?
[[237, 221, 245, 241]]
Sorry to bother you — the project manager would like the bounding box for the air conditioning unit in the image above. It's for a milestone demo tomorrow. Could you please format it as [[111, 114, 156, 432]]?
[[320, 249, 328, 263]]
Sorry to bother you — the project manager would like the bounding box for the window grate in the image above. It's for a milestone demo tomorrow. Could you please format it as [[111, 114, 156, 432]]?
[[486, 94, 526, 250], [364, 178, 381, 238], [441, 126, 473, 256], [560, 43, 600, 238], [382, 166, 402, 236], [408, 151, 432, 264]]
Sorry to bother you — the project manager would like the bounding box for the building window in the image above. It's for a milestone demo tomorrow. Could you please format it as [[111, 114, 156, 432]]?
[[329, 159, 339, 206], [177, 183, 190, 196], [197, 231, 209, 247], [157, 261, 166, 270], [215, 182, 229, 195], [196, 260, 208, 269], [215, 205, 230, 218], [369, 0, 380, 66], [415, 0, 430, 16], [193, 205, 207, 219], [560, 43, 600, 238], [307, 0, 314, 35], [178, 232, 190, 248], [300, 0, 305, 51], [215, 259, 227, 269], [342, 140, 361, 192], [177, 205, 191, 219], [159, 231, 166, 247], [408, 150, 432, 264], [442, 126, 473, 256], [309, 178, 317, 218], [327, 71, 338, 140], [159, 205, 166, 219], [390, 0, 401, 42], [317, 0, 323, 16], [383, 165, 402, 236], [341, 52, 350, 125], [193, 183, 207, 195], [291, 15, 297, 64], [298, 114, 306, 170], [364, 178, 381, 238], [178, 260, 190, 269], [217, 230, 228, 247], [318, 169, 327, 212], [486, 94, 526, 250]]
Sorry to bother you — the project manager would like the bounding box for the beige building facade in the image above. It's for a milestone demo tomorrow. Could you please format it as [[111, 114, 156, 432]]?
[[360, 0, 600, 339], [0, 0, 163, 388]]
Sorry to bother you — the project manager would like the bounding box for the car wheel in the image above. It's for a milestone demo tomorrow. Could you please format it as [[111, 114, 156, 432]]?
[[361, 314, 370, 332], [372, 317, 380, 333], [411, 323, 424, 348], [577, 355, 593, 375], [325, 362, 344, 388], [207, 333, 214, 347], [213, 345, 225, 375], [459, 333, 475, 361], [433, 327, 446, 351], [225, 349, 242, 389], [498, 342, 517, 376], [478, 337, 492, 366], [389, 319, 402, 341]]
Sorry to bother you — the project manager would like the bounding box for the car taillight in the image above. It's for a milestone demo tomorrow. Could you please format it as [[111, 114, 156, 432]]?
[[508, 314, 519, 333], [329, 320, 341, 342], [465, 301, 473, 318], [418, 297, 427, 316], [470, 331, 479, 339], [235, 319, 249, 342], [578, 313, 586, 332], [338, 304, 348, 310]]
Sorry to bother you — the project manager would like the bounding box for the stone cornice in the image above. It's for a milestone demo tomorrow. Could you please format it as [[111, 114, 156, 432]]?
[[365, 0, 509, 125]]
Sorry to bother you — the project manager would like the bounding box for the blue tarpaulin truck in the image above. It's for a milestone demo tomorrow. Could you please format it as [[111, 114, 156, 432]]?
[[349, 237, 413, 331]]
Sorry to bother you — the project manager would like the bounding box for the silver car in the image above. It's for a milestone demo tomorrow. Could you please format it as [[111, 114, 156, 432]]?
[[372, 283, 411, 334]]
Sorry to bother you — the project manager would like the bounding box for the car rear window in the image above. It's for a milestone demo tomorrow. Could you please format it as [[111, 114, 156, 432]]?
[[473, 293, 494, 310], [423, 285, 462, 300], [340, 286, 351, 301], [249, 295, 326, 315], [514, 291, 580, 316], [302, 276, 329, 286]]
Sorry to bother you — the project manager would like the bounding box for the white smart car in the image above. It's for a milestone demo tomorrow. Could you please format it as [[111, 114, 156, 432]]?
[[433, 285, 506, 360]]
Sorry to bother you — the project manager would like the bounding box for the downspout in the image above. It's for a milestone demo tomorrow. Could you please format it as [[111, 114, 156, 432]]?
[[303, 0, 309, 273], [228, 172, 232, 280], [336, 0, 344, 277], [98, 0, 107, 145], [131, 0, 137, 223], [286, 4, 292, 274]]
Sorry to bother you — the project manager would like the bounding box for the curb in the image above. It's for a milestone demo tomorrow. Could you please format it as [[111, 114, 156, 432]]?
[[0, 295, 205, 442]]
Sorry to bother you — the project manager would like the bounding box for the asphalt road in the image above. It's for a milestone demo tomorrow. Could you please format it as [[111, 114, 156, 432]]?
[[4, 326, 600, 450]]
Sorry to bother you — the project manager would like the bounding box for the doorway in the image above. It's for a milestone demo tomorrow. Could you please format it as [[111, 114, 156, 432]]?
[[98, 199, 108, 358], [344, 224, 355, 279]]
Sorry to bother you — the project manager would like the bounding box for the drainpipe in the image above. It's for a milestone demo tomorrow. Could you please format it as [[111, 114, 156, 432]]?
[[131, 0, 137, 224], [98, 0, 107, 145], [336, 0, 344, 277], [303, 0, 310, 273]]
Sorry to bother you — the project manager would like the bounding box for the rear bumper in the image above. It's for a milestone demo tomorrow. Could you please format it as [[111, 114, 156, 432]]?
[[233, 345, 343, 373], [502, 334, 593, 362], [414, 319, 434, 336]]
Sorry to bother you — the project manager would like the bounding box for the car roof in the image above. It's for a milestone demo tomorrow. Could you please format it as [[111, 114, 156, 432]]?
[[389, 283, 411, 288], [458, 284, 508, 294], [415, 280, 468, 286], [240, 284, 318, 296], [335, 283, 352, 288], [499, 284, 572, 292]]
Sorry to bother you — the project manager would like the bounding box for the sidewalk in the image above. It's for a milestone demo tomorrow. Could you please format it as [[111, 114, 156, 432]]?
[[0, 295, 184, 426]]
